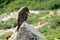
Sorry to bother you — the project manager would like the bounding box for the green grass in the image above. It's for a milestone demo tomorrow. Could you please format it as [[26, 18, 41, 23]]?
[[38, 11, 60, 40], [0, 0, 60, 14], [38, 26, 60, 40], [0, 18, 16, 30], [0, 32, 13, 40], [27, 11, 49, 26]]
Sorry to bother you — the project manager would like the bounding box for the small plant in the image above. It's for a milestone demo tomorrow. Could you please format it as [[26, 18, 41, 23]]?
[[0, 32, 13, 40]]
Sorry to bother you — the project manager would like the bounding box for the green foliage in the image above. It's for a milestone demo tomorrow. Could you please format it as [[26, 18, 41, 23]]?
[[0, 0, 60, 14]]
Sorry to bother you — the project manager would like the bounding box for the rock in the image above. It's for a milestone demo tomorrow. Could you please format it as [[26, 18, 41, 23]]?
[[54, 38, 60, 40], [9, 22, 47, 40]]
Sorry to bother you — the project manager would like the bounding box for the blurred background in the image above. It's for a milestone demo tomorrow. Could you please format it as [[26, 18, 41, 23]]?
[[0, 0, 60, 40]]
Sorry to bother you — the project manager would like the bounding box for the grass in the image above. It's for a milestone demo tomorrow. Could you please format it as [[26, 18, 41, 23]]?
[[0, 32, 13, 40], [27, 11, 49, 26], [0, 0, 60, 14], [38, 26, 60, 40], [38, 11, 60, 40], [0, 18, 16, 30]]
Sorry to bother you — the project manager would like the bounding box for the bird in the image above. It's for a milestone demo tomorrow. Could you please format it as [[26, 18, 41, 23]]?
[[16, 7, 30, 31]]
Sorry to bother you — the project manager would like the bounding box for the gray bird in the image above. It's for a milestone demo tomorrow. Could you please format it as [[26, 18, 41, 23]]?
[[16, 7, 30, 31]]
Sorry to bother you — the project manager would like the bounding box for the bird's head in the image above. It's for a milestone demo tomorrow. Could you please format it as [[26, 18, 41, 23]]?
[[21, 7, 30, 14]]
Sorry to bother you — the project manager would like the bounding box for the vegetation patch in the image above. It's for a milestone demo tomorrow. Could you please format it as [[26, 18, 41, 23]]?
[[0, 32, 13, 40], [0, 18, 16, 29], [38, 11, 60, 40], [0, 0, 60, 14]]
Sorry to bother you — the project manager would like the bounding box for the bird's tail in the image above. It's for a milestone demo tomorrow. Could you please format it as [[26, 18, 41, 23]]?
[[16, 23, 22, 31]]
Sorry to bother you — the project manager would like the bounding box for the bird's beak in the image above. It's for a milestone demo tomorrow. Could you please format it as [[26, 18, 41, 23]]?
[[28, 10, 31, 14], [28, 12, 31, 14]]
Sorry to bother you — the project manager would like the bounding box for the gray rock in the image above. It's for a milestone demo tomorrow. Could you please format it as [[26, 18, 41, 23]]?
[[16, 22, 47, 40]]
